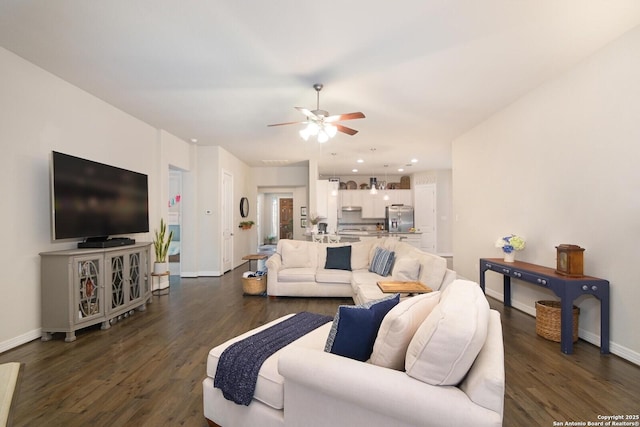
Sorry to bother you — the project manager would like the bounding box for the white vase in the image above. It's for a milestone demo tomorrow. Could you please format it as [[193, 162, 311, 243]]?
[[503, 252, 515, 263], [153, 262, 168, 274]]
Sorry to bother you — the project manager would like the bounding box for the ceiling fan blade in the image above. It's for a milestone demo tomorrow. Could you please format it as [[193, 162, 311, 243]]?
[[325, 112, 366, 123], [335, 124, 359, 136], [295, 107, 320, 120], [267, 120, 307, 127]]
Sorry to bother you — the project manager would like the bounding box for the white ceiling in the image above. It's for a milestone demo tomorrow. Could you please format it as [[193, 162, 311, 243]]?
[[1, 1, 639, 176]]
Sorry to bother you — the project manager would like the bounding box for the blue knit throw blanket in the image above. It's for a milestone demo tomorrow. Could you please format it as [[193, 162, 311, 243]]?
[[214, 312, 333, 406]]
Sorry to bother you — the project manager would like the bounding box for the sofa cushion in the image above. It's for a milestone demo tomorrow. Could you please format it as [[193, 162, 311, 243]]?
[[277, 267, 317, 283], [325, 294, 400, 361], [315, 268, 352, 284], [325, 246, 352, 270], [460, 310, 505, 416], [280, 240, 312, 268], [405, 279, 489, 385], [391, 257, 421, 282], [207, 315, 332, 410], [370, 291, 441, 370], [369, 247, 395, 276], [354, 283, 386, 305]]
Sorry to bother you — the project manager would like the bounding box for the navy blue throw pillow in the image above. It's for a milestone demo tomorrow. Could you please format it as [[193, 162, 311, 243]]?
[[325, 246, 352, 271], [324, 294, 400, 361]]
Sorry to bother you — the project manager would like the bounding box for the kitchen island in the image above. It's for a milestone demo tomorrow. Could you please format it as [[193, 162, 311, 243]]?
[[337, 230, 422, 247]]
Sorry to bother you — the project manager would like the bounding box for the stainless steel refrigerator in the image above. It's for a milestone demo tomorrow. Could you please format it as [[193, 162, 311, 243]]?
[[385, 205, 414, 232]]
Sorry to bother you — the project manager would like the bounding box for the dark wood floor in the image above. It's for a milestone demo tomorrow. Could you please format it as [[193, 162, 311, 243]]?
[[1, 266, 638, 426]]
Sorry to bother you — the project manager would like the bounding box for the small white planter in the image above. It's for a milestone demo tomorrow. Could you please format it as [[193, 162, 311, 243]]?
[[153, 262, 168, 274]]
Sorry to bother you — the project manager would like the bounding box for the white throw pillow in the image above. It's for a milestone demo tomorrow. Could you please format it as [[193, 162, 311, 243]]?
[[405, 279, 489, 386], [369, 291, 441, 370], [392, 257, 421, 282], [350, 241, 374, 270], [280, 241, 310, 268]]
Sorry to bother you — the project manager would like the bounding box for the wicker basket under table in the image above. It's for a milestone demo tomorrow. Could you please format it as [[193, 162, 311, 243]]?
[[242, 276, 267, 295], [535, 300, 580, 343]]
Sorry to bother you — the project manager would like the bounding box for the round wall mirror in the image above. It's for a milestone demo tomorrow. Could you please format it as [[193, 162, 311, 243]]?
[[240, 197, 249, 218]]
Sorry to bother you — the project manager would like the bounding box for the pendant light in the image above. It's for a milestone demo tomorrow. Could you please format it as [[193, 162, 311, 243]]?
[[383, 164, 390, 201], [369, 148, 377, 195]]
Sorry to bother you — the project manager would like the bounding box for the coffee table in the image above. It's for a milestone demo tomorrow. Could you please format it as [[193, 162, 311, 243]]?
[[377, 280, 432, 295]]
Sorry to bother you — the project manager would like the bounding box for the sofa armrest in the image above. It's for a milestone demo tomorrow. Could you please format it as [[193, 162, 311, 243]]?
[[279, 348, 502, 427], [266, 253, 282, 271]]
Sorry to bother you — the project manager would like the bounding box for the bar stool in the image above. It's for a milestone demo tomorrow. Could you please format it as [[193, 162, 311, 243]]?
[[312, 234, 325, 243], [327, 234, 341, 243]]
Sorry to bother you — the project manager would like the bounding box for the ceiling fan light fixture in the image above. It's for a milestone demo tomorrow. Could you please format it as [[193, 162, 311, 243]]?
[[317, 130, 329, 143], [325, 123, 338, 138], [299, 128, 311, 141]]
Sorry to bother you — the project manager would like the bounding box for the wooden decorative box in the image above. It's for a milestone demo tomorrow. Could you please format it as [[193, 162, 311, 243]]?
[[555, 244, 585, 277]]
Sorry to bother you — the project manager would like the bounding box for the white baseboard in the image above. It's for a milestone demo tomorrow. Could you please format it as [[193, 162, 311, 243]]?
[[485, 289, 640, 366], [179, 271, 222, 277], [0, 328, 41, 353]]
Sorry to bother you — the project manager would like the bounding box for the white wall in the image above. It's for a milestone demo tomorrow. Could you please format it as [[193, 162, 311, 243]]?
[[187, 145, 255, 276], [452, 26, 640, 363], [0, 47, 162, 350], [0, 47, 290, 351]]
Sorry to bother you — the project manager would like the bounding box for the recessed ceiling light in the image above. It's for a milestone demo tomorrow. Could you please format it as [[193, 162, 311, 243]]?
[[411, 158, 418, 163], [357, 159, 364, 163], [398, 168, 404, 172], [190, 138, 198, 143], [352, 168, 358, 173]]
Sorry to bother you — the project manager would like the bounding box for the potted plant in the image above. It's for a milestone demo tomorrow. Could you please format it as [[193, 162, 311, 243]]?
[[153, 218, 173, 274], [239, 220, 255, 230], [308, 213, 320, 233]]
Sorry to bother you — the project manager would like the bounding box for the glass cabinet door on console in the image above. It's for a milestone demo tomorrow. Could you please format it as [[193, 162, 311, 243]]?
[[105, 248, 148, 320], [74, 255, 104, 324]]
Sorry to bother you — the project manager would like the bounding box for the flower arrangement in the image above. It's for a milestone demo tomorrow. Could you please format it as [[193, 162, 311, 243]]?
[[308, 213, 320, 225], [495, 234, 526, 253]]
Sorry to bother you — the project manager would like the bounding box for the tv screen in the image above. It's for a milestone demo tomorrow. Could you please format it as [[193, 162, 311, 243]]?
[[51, 151, 149, 241]]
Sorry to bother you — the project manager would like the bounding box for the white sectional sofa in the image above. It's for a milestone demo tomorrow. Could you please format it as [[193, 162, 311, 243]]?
[[203, 279, 505, 427], [265, 237, 456, 303]]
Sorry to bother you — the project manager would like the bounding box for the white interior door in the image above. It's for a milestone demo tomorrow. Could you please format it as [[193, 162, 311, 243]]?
[[222, 170, 233, 273], [414, 184, 436, 253]]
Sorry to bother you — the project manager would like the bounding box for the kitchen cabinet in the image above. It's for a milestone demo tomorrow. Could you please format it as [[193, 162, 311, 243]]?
[[379, 189, 411, 206], [339, 189, 412, 216], [340, 190, 363, 210], [361, 192, 386, 218]]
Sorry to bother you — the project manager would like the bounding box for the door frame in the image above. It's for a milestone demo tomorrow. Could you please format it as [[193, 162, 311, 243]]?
[[222, 169, 234, 273]]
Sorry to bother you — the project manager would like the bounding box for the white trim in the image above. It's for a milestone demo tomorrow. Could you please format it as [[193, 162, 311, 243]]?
[[0, 328, 41, 353]]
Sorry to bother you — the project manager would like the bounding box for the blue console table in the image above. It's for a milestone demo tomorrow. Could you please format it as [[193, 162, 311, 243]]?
[[479, 258, 610, 354]]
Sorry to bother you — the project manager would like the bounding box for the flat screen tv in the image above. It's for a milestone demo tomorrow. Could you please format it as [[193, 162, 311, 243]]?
[[51, 151, 149, 243]]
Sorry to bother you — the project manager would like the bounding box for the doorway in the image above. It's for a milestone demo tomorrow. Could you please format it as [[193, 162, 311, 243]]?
[[414, 183, 436, 253], [279, 198, 293, 239], [222, 170, 234, 273], [168, 170, 182, 276]]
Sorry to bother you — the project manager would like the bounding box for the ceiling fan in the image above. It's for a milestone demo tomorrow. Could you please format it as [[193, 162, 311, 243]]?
[[268, 83, 365, 143]]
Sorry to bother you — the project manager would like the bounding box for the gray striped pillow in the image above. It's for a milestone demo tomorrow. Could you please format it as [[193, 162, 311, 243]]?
[[369, 247, 395, 276]]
